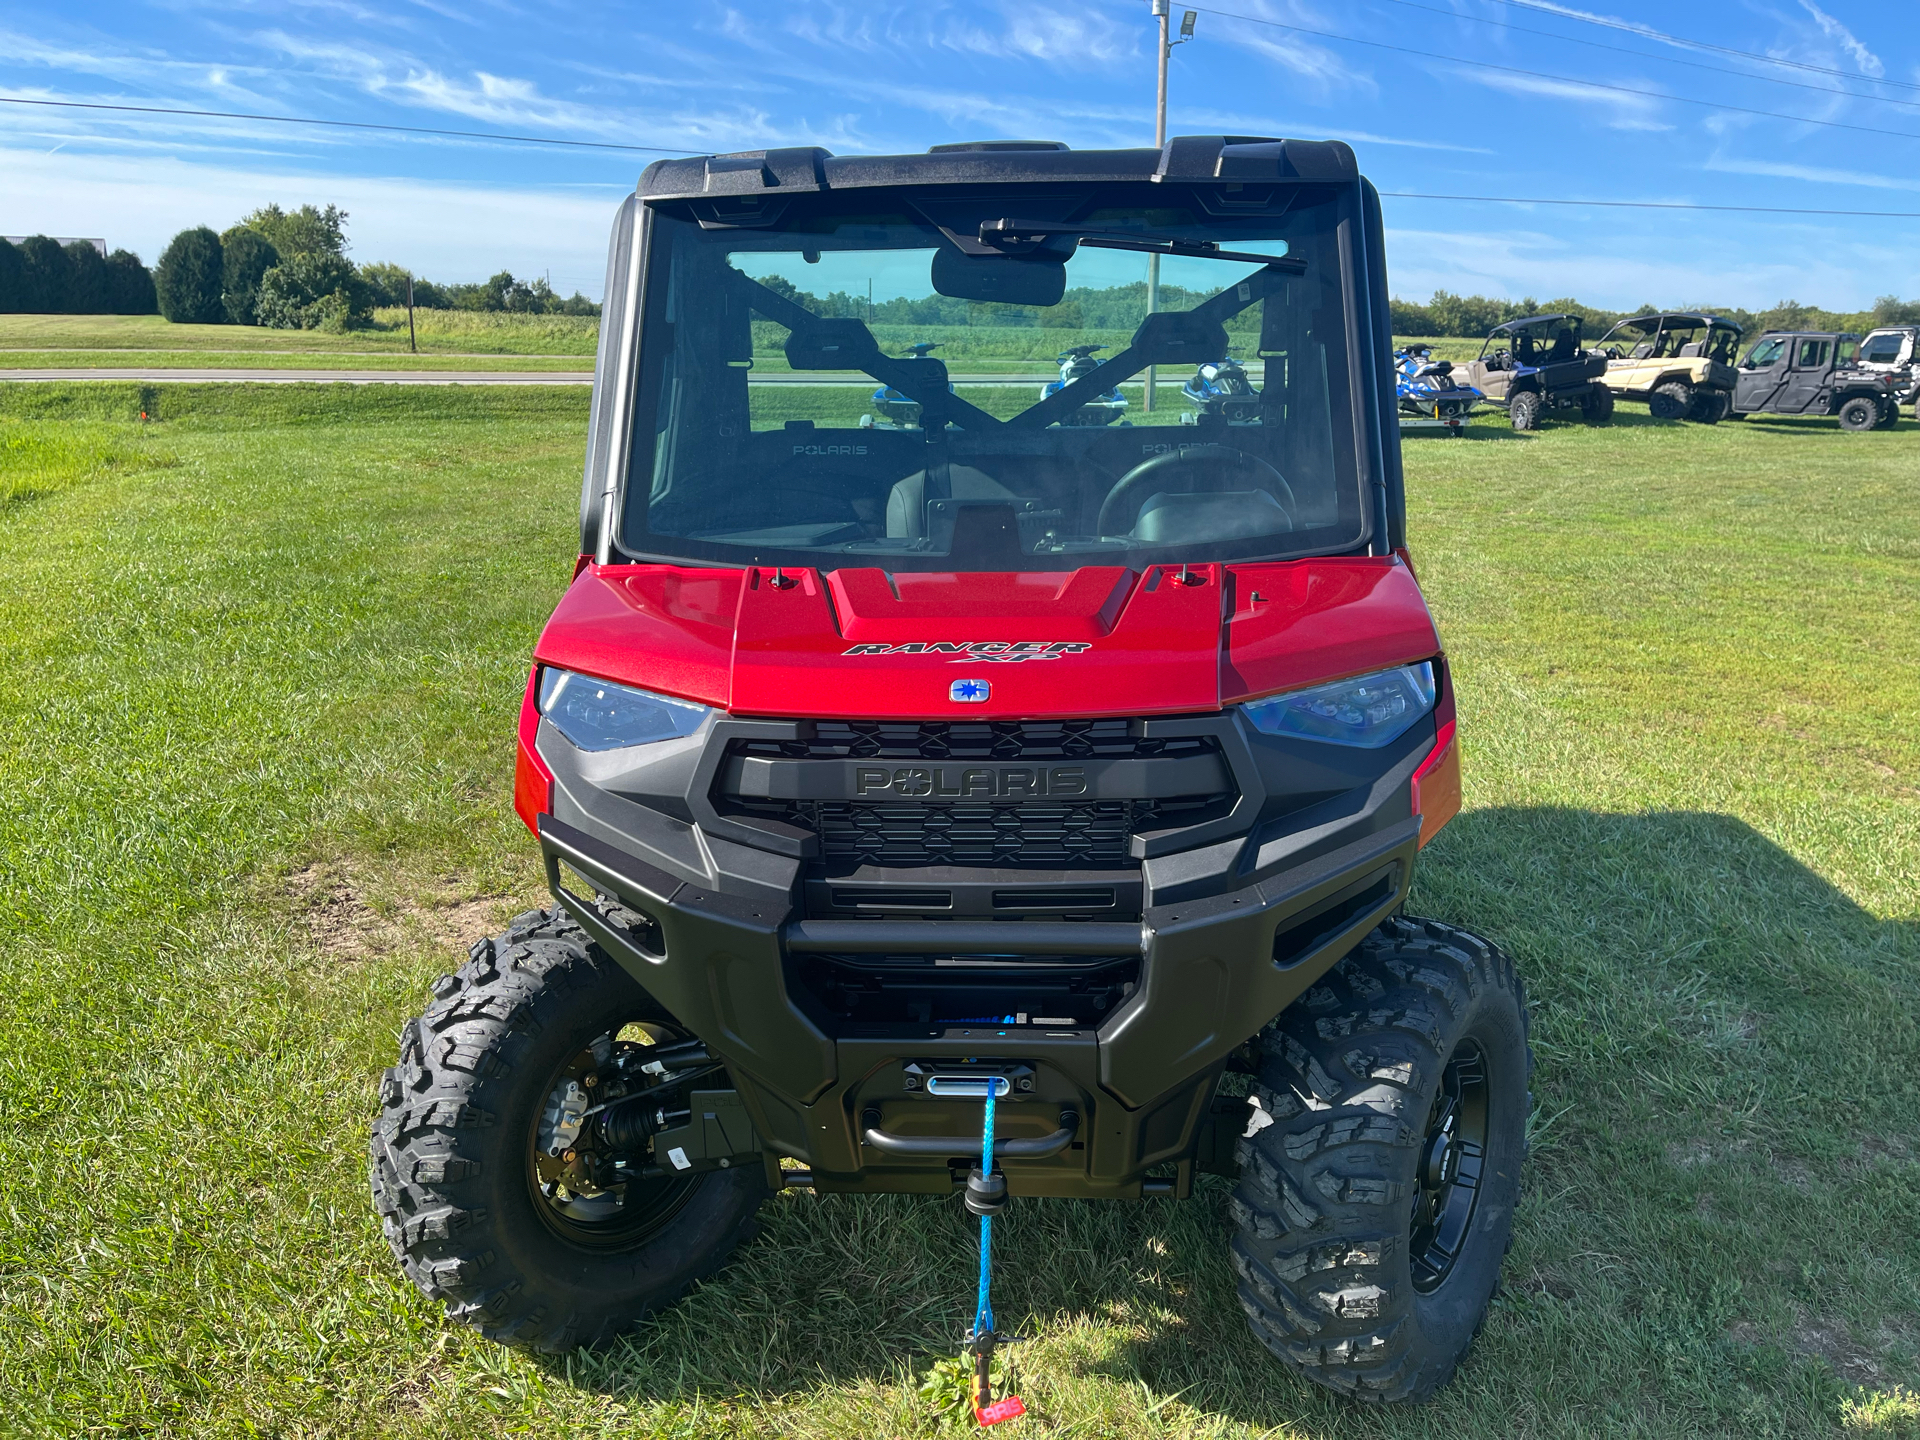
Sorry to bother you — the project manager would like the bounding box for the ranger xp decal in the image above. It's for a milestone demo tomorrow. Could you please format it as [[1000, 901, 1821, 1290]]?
[[842, 641, 1092, 663]]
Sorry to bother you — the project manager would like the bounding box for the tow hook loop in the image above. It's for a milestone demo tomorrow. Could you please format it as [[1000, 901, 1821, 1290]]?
[[964, 1085, 1026, 1426]]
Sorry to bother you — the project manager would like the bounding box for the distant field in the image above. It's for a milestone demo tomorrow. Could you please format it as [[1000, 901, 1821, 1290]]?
[[1, 381, 1915, 1438], [0, 311, 598, 357], [0, 350, 592, 374], [0, 313, 1489, 375]]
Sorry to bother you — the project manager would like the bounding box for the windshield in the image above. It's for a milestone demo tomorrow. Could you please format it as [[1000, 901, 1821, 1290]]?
[[619, 185, 1370, 571]]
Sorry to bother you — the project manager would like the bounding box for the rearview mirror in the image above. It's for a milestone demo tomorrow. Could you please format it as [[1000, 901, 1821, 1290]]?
[[931, 247, 1067, 307]]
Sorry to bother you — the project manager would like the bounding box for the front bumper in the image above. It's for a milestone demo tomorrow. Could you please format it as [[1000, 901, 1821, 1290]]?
[[532, 704, 1429, 1197]]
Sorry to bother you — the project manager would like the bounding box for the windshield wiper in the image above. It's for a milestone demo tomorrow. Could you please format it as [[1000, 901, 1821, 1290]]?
[[977, 219, 1306, 272]]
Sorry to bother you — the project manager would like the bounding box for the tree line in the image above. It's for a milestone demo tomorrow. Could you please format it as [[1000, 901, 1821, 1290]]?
[[1390, 289, 1920, 339], [760, 273, 1920, 344], [0, 237, 157, 314], [152, 204, 600, 331]]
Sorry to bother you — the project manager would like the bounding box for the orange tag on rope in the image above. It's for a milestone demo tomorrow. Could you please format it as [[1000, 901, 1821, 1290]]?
[[976, 1395, 1027, 1426]]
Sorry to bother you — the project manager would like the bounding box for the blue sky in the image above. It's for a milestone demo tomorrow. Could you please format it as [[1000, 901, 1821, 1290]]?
[[2, 0, 1915, 308]]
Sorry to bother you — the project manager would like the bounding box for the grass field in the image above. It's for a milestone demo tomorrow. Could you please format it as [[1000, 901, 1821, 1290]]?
[[1, 384, 1915, 1438], [0, 310, 599, 358], [0, 313, 1487, 372]]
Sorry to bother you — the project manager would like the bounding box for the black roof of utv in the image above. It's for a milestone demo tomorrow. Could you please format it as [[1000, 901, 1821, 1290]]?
[[636, 136, 1360, 201]]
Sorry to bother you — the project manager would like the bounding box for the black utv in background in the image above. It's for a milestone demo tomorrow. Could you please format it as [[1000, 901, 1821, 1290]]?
[[1732, 332, 1901, 430], [1449, 314, 1612, 430]]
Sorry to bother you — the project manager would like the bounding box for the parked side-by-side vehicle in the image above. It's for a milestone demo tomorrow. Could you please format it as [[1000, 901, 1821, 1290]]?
[[371, 133, 1534, 1408], [1448, 313, 1612, 430], [1731, 331, 1901, 429], [1597, 312, 1742, 423]]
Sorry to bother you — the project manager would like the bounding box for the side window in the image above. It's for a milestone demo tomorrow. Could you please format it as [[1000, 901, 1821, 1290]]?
[[1794, 340, 1829, 369], [1863, 338, 1902, 364], [1744, 338, 1785, 368], [1836, 339, 1858, 365]]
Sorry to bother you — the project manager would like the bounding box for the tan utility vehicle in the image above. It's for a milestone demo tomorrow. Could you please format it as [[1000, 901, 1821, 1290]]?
[[1596, 312, 1742, 423]]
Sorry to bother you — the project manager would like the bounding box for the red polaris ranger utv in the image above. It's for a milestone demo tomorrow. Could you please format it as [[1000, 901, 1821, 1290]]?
[[372, 136, 1531, 1406]]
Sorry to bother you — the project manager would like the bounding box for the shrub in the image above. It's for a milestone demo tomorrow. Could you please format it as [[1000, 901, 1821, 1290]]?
[[63, 242, 110, 315], [356, 261, 415, 308], [17, 236, 71, 313], [155, 228, 226, 324], [105, 250, 157, 315], [239, 203, 348, 259], [0, 238, 23, 314], [255, 251, 372, 331], [219, 228, 280, 325]]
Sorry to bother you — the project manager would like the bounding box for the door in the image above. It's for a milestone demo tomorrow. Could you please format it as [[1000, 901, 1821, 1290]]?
[[1734, 336, 1789, 411], [1779, 337, 1831, 413]]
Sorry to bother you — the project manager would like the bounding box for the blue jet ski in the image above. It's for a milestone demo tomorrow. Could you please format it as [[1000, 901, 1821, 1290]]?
[[1394, 345, 1480, 429], [1042, 344, 1127, 425], [1181, 353, 1260, 422]]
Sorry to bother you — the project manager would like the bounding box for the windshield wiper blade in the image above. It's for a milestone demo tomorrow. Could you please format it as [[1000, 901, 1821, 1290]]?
[[977, 219, 1306, 271]]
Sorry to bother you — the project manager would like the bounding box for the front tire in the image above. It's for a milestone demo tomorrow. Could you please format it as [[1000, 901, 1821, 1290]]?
[[1229, 916, 1531, 1403], [1506, 390, 1543, 431], [370, 908, 767, 1351]]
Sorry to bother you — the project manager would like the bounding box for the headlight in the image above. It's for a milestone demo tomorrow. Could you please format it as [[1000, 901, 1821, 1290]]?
[[1242, 662, 1437, 748], [537, 669, 711, 752]]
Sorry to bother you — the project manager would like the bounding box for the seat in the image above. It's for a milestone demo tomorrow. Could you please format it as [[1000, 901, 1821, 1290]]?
[[1677, 342, 1705, 358], [886, 465, 1020, 539], [1630, 343, 1654, 359], [1546, 329, 1576, 363]]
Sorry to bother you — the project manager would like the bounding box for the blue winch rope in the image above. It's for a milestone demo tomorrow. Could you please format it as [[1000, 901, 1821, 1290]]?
[[974, 1084, 995, 1339]]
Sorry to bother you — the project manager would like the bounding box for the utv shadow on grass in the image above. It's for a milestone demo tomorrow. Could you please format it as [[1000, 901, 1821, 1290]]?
[[517, 806, 1920, 1435]]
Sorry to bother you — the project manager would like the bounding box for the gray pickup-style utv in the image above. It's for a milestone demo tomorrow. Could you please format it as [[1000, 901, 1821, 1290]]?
[[370, 134, 1533, 1407]]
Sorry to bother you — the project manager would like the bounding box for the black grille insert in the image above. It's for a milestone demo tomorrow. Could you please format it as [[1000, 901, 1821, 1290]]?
[[734, 719, 1215, 763], [808, 800, 1136, 868]]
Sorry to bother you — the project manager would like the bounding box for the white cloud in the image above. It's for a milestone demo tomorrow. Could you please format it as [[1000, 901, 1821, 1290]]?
[[0, 146, 625, 293], [1706, 156, 1920, 196], [1444, 68, 1671, 130], [1795, 0, 1884, 77]]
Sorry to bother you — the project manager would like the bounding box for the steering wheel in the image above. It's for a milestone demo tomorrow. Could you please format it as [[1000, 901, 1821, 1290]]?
[[1096, 444, 1298, 537]]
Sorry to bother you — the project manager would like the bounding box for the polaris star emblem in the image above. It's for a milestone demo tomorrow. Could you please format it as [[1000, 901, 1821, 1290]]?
[[842, 641, 1092, 663], [950, 678, 990, 703]]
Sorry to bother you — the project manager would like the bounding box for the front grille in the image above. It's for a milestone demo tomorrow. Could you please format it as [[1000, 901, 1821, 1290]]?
[[734, 719, 1213, 764], [721, 720, 1235, 867], [807, 799, 1137, 867]]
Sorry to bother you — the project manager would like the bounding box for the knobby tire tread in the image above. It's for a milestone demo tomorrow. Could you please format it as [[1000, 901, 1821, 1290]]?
[[1228, 915, 1532, 1404], [369, 907, 765, 1352]]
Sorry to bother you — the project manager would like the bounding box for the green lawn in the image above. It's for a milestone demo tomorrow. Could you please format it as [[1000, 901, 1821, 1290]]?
[[0, 313, 1485, 372], [0, 385, 1915, 1438]]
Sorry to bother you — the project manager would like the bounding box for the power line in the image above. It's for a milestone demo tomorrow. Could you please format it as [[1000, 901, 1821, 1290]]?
[[1381, 191, 1920, 218], [9, 84, 1919, 222], [1369, 0, 1920, 114], [1491, 0, 1920, 97], [1183, 5, 1920, 144], [0, 95, 705, 156]]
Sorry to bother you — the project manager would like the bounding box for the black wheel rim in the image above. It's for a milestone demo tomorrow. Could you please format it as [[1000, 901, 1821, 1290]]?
[[526, 1019, 704, 1250], [1409, 1038, 1491, 1293]]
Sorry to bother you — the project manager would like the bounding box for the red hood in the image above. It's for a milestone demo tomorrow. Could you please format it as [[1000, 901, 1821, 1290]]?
[[533, 558, 1439, 720]]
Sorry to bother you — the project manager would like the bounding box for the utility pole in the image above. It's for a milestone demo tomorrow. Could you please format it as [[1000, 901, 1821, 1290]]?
[[405, 273, 417, 354], [1144, 3, 1196, 413]]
